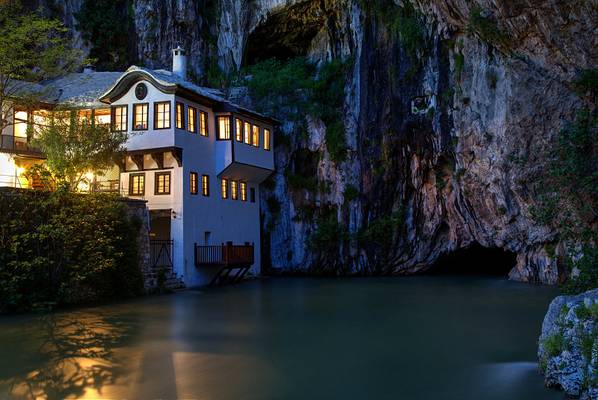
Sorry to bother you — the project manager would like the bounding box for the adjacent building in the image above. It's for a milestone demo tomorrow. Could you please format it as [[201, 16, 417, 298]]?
[[0, 48, 276, 287]]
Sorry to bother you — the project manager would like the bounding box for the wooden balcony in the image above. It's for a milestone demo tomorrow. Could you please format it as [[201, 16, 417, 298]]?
[[194, 243, 254, 267]]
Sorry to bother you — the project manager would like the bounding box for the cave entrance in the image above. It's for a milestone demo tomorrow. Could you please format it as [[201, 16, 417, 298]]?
[[425, 244, 516, 277], [243, 1, 329, 67]]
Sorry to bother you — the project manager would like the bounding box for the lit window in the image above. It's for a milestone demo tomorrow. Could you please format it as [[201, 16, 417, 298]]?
[[221, 178, 229, 199], [129, 173, 145, 196], [94, 108, 111, 126], [264, 128, 271, 151], [244, 121, 251, 144], [13, 111, 28, 138], [111, 105, 128, 132], [202, 174, 209, 196], [252, 125, 259, 147], [187, 106, 197, 133], [250, 187, 256, 203], [240, 181, 247, 202], [190, 172, 198, 195], [155, 172, 171, 195], [235, 118, 243, 142], [199, 111, 208, 136], [176, 102, 185, 129], [154, 102, 171, 129], [218, 116, 230, 140], [231, 180, 238, 200], [133, 103, 148, 130], [78, 109, 92, 123]]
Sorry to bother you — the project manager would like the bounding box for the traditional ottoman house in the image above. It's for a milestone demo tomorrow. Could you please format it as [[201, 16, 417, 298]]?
[[0, 48, 276, 287]]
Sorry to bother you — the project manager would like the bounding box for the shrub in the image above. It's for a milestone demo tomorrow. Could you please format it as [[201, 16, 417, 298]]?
[[574, 68, 598, 95], [344, 185, 360, 202], [309, 213, 346, 253], [543, 332, 566, 357], [467, 6, 510, 47], [325, 120, 348, 163], [246, 57, 349, 163], [0, 189, 144, 313], [76, 0, 135, 70], [358, 210, 404, 250]]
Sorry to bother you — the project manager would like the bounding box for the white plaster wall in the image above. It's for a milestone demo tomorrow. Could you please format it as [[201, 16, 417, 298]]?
[[112, 82, 176, 150]]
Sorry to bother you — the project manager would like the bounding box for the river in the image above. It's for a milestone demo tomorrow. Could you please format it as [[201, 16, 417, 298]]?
[[0, 276, 562, 399]]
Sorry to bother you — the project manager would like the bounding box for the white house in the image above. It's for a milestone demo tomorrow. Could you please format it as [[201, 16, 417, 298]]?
[[0, 48, 276, 287]]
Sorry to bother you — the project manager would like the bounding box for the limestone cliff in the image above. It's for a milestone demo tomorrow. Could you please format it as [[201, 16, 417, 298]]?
[[45, 0, 597, 283]]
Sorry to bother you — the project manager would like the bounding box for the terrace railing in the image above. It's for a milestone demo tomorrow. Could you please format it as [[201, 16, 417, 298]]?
[[194, 243, 254, 267]]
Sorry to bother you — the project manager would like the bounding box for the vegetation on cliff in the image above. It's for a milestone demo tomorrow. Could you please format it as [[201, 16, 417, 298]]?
[[245, 57, 349, 163], [531, 107, 598, 294]]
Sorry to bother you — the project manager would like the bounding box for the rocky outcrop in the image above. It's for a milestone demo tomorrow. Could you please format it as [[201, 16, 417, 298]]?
[[45, 0, 596, 282], [538, 289, 598, 399]]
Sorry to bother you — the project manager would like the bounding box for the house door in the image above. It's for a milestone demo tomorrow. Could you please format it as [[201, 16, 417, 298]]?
[[149, 210, 172, 268]]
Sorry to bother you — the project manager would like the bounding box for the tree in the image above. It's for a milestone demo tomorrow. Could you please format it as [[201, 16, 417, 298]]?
[[32, 111, 127, 191], [0, 1, 81, 133]]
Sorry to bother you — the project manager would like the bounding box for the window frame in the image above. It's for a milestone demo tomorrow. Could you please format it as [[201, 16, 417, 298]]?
[[251, 125, 260, 147], [176, 102, 185, 130], [235, 118, 243, 142], [243, 121, 251, 144], [153, 101, 171, 130], [132, 103, 149, 131], [217, 116, 231, 140], [111, 105, 128, 132], [201, 174, 210, 197], [240, 181, 247, 202], [231, 180, 238, 200], [264, 128, 271, 151], [187, 106, 197, 133], [190, 172, 198, 195], [154, 171, 171, 195], [221, 178, 229, 199], [129, 173, 145, 196], [199, 111, 209, 137]]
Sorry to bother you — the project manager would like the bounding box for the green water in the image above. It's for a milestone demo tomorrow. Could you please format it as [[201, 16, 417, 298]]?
[[0, 277, 562, 400]]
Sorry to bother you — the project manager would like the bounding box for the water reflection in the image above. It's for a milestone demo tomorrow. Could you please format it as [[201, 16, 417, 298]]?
[[1, 311, 139, 399]]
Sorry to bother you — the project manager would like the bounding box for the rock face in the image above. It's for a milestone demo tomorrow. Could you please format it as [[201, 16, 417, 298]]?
[[47, 0, 597, 282], [538, 289, 598, 399]]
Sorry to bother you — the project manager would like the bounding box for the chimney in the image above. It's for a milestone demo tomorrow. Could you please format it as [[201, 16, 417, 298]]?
[[172, 46, 187, 81]]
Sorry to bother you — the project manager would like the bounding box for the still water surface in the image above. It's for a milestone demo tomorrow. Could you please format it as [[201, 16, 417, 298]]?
[[0, 277, 562, 400]]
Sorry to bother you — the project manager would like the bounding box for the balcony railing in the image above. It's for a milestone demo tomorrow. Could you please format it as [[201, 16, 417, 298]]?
[[0, 135, 42, 155], [194, 243, 254, 267]]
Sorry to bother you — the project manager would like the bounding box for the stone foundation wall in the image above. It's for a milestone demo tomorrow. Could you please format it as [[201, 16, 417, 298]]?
[[122, 199, 185, 292]]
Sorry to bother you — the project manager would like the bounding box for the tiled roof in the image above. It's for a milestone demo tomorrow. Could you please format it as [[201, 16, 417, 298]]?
[[39, 71, 123, 107]]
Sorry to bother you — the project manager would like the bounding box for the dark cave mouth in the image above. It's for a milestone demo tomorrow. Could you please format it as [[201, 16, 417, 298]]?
[[242, 1, 328, 67], [424, 244, 517, 277]]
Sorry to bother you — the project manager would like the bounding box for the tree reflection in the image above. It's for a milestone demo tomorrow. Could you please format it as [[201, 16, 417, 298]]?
[[6, 311, 138, 399]]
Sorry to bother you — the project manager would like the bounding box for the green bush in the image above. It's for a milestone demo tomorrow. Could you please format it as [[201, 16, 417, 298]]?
[[246, 57, 349, 163], [309, 213, 346, 253], [574, 69, 598, 95], [76, 0, 135, 70], [344, 185, 360, 202], [543, 332, 566, 357], [0, 189, 144, 313], [358, 210, 404, 251], [467, 6, 510, 47]]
